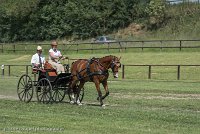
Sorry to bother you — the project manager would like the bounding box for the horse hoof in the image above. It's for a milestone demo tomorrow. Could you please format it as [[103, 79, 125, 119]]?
[[70, 101, 75, 104], [77, 103, 83, 106], [101, 104, 106, 107]]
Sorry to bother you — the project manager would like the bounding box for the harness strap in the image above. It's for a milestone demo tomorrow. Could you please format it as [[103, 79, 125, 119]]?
[[86, 58, 109, 82], [86, 59, 93, 81]]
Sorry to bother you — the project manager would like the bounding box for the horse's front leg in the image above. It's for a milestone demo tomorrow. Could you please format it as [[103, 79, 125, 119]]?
[[94, 81, 103, 106], [101, 81, 109, 100]]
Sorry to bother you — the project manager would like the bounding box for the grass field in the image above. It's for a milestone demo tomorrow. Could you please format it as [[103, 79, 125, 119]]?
[[0, 77, 200, 134], [0, 52, 200, 134]]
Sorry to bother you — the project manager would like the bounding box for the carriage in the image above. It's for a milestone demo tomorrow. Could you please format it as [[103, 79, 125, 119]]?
[[17, 65, 84, 104], [17, 55, 121, 106]]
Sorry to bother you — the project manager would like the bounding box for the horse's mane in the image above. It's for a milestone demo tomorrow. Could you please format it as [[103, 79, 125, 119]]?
[[99, 55, 117, 62]]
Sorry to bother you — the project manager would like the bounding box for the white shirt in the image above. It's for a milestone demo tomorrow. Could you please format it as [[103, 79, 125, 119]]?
[[49, 48, 62, 62], [31, 53, 45, 66]]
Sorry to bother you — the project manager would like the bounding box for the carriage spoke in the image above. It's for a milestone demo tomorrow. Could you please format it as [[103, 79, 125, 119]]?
[[40, 94, 44, 102], [24, 92, 27, 101], [20, 81, 25, 87], [18, 90, 25, 95], [44, 93, 47, 103], [26, 92, 30, 100], [21, 91, 25, 100], [22, 77, 26, 86], [38, 92, 43, 98], [27, 91, 32, 97], [54, 91, 58, 101], [52, 91, 56, 99], [46, 93, 50, 101]]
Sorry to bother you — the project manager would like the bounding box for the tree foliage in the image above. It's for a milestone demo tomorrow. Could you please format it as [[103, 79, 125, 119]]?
[[0, 0, 151, 42], [145, 0, 166, 30]]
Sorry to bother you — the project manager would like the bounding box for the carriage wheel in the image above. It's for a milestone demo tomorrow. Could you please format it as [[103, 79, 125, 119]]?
[[36, 78, 52, 104], [52, 86, 66, 102], [17, 74, 34, 103], [68, 85, 84, 103]]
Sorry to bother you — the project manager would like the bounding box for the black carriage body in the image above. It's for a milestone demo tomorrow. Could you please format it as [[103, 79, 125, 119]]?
[[38, 70, 72, 85]]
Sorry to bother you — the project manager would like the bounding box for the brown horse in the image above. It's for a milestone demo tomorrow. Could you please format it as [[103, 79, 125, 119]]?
[[70, 55, 121, 106]]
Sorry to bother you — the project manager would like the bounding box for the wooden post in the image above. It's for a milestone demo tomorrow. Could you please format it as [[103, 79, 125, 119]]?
[[76, 44, 79, 53], [160, 41, 163, 50], [8, 65, 10, 76], [148, 65, 151, 79], [1, 44, 3, 53], [179, 41, 182, 51], [1, 65, 4, 76], [118, 42, 122, 52], [142, 41, 144, 51], [177, 65, 180, 80], [13, 44, 16, 53], [25, 44, 27, 53], [122, 65, 125, 79], [108, 43, 110, 52]]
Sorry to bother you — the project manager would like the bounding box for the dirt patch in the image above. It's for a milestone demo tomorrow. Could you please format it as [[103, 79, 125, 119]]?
[[111, 92, 200, 100], [0, 95, 18, 100]]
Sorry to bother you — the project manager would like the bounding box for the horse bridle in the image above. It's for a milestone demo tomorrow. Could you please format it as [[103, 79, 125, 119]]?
[[110, 60, 121, 73], [95, 58, 121, 73]]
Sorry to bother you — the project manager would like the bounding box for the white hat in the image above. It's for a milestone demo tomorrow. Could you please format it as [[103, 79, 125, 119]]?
[[37, 46, 42, 51]]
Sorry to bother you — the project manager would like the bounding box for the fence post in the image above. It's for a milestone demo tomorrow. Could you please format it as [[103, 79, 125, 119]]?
[[76, 44, 79, 53], [122, 65, 125, 79], [177, 65, 180, 80], [118, 42, 122, 52], [8, 65, 10, 76], [148, 65, 151, 79], [179, 40, 182, 51], [160, 41, 163, 51], [13, 44, 16, 53], [1, 44, 3, 53], [1, 65, 4, 76], [142, 41, 144, 51]]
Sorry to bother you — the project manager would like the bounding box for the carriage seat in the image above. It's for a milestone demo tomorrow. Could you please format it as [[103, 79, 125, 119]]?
[[32, 68, 46, 74]]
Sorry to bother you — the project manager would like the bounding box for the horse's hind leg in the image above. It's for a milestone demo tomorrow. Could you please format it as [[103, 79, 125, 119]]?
[[69, 79, 78, 104], [94, 81, 103, 106], [76, 81, 85, 105], [101, 81, 109, 100]]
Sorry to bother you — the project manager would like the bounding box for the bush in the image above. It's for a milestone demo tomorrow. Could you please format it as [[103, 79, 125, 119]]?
[[145, 0, 166, 30]]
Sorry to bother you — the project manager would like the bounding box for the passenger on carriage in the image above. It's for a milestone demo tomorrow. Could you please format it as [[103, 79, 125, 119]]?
[[31, 46, 45, 69], [48, 40, 66, 74]]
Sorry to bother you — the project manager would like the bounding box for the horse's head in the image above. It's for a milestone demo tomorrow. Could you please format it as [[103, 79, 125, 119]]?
[[110, 56, 121, 78]]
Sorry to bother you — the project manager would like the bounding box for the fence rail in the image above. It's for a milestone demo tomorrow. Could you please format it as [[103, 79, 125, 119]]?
[[1, 39, 200, 53], [122, 64, 200, 80], [2, 64, 200, 80]]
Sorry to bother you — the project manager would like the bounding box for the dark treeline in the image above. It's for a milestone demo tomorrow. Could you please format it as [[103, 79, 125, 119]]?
[[0, 0, 152, 42]]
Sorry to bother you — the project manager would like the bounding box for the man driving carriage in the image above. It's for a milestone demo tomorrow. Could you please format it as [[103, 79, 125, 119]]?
[[31, 46, 45, 69], [48, 40, 67, 74]]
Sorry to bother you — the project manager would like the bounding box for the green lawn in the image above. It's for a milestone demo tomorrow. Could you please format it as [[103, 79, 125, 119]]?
[[0, 77, 200, 134], [0, 52, 200, 134]]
